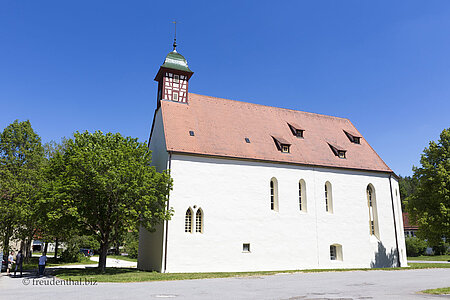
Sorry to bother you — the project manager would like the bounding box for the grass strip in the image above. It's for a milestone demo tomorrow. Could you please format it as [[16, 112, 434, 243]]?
[[421, 287, 450, 295], [52, 262, 450, 283], [408, 255, 450, 261]]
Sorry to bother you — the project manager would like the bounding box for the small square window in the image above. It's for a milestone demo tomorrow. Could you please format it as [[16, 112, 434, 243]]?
[[296, 130, 304, 138], [338, 151, 346, 159], [243, 243, 250, 252], [173, 92, 179, 101], [245, 137, 250, 143], [189, 130, 195, 136], [281, 145, 290, 153], [353, 137, 360, 144], [174, 74, 179, 83]]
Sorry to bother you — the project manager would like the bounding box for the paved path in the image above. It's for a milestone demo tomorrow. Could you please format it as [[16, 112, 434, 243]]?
[[89, 256, 137, 268], [408, 260, 450, 264], [1, 268, 449, 299]]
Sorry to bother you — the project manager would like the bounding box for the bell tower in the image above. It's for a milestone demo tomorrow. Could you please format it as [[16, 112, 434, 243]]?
[[154, 26, 193, 106]]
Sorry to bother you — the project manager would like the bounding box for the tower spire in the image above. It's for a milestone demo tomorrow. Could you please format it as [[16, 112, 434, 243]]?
[[172, 20, 177, 52]]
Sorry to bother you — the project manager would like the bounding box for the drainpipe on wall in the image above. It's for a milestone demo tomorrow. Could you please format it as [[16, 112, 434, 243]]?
[[163, 152, 172, 273], [388, 173, 401, 267]]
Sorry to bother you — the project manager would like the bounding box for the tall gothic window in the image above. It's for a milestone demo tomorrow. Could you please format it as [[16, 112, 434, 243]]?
[[270, 178, 279, 211], [325, 181, 333, 213], [367, 185, 379, 238], [299, 179, 307, 212], [185, 208, 193, 233], [196, 208, 203, 233]]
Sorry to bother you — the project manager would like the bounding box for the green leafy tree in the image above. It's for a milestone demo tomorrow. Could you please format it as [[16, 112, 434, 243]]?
[[124, 231, 139, 259], [0, 120, 44, 253], [398, 175, 417, 209], [408, 128, 450, 246], [50, 131, 172, 272]]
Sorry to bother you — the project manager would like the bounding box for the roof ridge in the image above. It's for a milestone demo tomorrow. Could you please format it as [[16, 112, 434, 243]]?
[[189, 92, 351, 122]]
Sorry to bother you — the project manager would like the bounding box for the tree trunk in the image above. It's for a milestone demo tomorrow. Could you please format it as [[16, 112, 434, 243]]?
[[115, 242, 120, 255], [98, 242, 109, 272], [3, 225, 11, 253], [43, 242, 48, 255], [54, 238, 59, 259]]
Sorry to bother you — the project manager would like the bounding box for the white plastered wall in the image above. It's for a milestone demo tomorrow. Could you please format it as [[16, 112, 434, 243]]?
[[163, 154, 407, 272], [137, 108, 168, 271]]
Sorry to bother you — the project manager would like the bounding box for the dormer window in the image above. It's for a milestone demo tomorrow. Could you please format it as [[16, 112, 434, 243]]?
[[328, 143, 346, 159], [173, 74, 179, 83], [344, 130, 361, 144], [272, 136, 291, 154], [287, 123, 304, 138]]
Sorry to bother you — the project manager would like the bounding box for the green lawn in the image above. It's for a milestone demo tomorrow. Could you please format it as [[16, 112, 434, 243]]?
[[421, 287, 450, 295], [21, 256, 96, 270], [52, 263, 450, 283], [408, 255, 450, 261]]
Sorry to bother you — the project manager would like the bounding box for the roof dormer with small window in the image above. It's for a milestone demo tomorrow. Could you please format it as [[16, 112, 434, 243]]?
[[287, 122, 305, 138], [328, 142, 347, 159], [344, 130, 361, 144], [272, 136, 291, 153]]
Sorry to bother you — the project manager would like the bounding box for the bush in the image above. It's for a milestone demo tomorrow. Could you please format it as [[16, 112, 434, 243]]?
[[431, 241, 450, 255], [59, 235, 100, 263], [405, 237, 428, 257], [124, 232, 139, 259]]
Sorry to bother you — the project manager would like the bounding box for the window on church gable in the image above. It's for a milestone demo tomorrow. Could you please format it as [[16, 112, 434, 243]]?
[[243, 243, 250, 252], [245, 137, 251, 143], [325, 181, 333, 213], [299, 179, 307, 212], [282, 145, 290, 153], [196, 208, 203, 233], [270, 178, 279, 211], [185, 208, 193, 233], [189, 130, 195, 136], [344, 130, 361, 144]]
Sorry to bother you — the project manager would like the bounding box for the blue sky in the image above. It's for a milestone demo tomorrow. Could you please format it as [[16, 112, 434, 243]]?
[[1, 1, 449, 176]]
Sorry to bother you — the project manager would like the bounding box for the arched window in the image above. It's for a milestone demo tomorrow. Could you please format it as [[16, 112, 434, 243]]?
[[367, 184, 379, 238], [185, 208, 193, 233], [299, 179, 307, 212], [325, 181, 333, 213], [270, 178, 279, 211], [196, 208, 203, 233]]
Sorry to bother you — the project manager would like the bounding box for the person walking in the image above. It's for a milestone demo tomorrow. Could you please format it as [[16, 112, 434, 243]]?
[[38, 253, 47, 276], [14, 250, 23, 277], [7, 251, 14, 276]]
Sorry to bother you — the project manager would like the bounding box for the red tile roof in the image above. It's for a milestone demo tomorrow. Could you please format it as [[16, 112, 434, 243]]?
[[402, 213, 419, 230], [160, 93, 393, 173]]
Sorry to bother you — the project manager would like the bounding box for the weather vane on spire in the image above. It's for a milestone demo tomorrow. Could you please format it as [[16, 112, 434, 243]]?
[[172, 20, 177, 52]]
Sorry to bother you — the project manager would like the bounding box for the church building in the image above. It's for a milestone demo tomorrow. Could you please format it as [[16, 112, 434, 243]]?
[[138, 43, 407, 273]]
